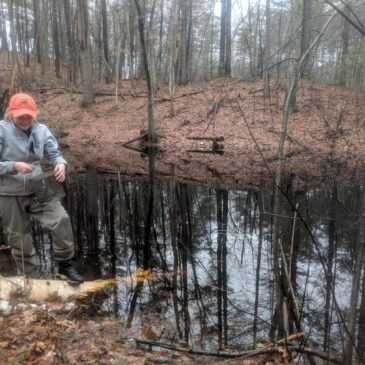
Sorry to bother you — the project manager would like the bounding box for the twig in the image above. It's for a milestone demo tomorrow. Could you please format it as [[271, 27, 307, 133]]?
[[118, 132, 148, 147], [155, 90, 204, 103]]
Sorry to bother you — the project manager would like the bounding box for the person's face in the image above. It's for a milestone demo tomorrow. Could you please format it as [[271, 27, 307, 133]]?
[[13, 114, 33, 130]]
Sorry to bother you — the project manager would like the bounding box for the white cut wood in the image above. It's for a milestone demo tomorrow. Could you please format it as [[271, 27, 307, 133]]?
[[0, 276, 115, 302]]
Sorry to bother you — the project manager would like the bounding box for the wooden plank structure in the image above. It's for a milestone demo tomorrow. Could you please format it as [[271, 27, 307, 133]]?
[[187, 136, 224, 155]]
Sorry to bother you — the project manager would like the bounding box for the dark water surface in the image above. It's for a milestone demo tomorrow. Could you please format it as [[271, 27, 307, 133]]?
[[1, 172, 362, 352]]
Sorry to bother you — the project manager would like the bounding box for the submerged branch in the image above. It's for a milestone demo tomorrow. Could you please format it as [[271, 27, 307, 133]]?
[[133, 338, 341, 363]]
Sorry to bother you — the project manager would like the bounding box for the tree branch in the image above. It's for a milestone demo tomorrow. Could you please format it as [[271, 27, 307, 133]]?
[[324, 0, 365, 36]]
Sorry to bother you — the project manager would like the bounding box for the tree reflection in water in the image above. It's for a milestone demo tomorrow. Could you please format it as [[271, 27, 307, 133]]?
[[4, 175, 365, 358]]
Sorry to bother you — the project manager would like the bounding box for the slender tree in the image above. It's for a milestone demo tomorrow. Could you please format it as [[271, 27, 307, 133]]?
[[134, 0, 156, 143], [63, 0, 76, 84], [51, 0, 61, 78], [101, 0, 112, 83], [0, 1, 9, 51], [76, 0, 95, 106], [344, 188, 365, 365], [218, 0, 226, 77], [263, 0, 271, 98]]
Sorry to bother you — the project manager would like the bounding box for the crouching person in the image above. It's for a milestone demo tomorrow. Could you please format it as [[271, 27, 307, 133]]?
[[0, 93, 84, 285]]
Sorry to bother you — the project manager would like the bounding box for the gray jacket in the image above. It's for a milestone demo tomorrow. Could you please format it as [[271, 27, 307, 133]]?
[[0, 119, 67, 196]]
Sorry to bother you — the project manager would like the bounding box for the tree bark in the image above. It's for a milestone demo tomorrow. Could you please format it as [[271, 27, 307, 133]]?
[[218, 0, 226, 77], [23, 0, 30, 66], [323, 188, 337, 351], [225, 0, 231, 77], [32, 0, 42, 64], [101, 0, 112, 83], [253, 190, 264, 347], [63, 0, 76, 84], [76, 0, 95, 106], [176, 0, 192, 84], [271, 10, 337, 342], [8, 0, 17, 58], [300, 0, 313, 78], [357, 253, 365, 361], [0, 1, 8, 51], [344, 188, 365, 365], [134, 0, 155, 143], [263, 0, 271, 98], [51, 0, 61, 78], [339, 7, 350, 86], [128, 0, 136, 80]]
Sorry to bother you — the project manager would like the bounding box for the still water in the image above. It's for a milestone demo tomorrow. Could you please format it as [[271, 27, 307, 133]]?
[[1, 173, 363, 353]]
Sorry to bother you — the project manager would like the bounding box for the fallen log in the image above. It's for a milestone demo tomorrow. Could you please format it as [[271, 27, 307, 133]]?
[[0, 276, 115, 303]]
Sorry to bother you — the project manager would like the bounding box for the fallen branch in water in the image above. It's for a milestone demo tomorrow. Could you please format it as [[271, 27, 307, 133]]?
[[133, 338, 342, 364]]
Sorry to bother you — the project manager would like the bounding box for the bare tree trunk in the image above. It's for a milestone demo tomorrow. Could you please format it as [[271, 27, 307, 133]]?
[[218, 0, 226, 77], [169, 182, 183, 339], [128, 0, 136, 80], [115, 33, 122, 104], [0, 1, 9, 50], [225, 0, 231, 77], [253, 190, 264, 347], [179, 185, 191, 342], [323, 188, 337, 351], [271, 10, 337, 342], [263, 0, 271, 98], [357, 254, 365, 361], [176, 0, 192, 84], [157, 0, 164, 75], [33, 0, 42, 64], [15, 1, 24, 59], [52, 0, 61, 78], [63, 0, 76, 84], [222, 191, 228, 348], [101, 0, 112, 83], [339, 7, 350, 86], [86, 168, 99, 255], [168, 0, 177, 117], [216, 189, 229, 349], [142, 151, 156, 270], [23, 0, 30, 67], [94, 0, 102, 82], [8, 0, 17, 59], [134, 0, 156, 143], [300, 0, 313, 79], [344, 188, 365, 365], [76, 0, 95, 106]]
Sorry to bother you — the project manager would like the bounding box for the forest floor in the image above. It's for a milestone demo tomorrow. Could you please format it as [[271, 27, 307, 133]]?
[[0, 57, 358, 363], [35, 77, 365, 191], [0, 294, 311, 365]]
